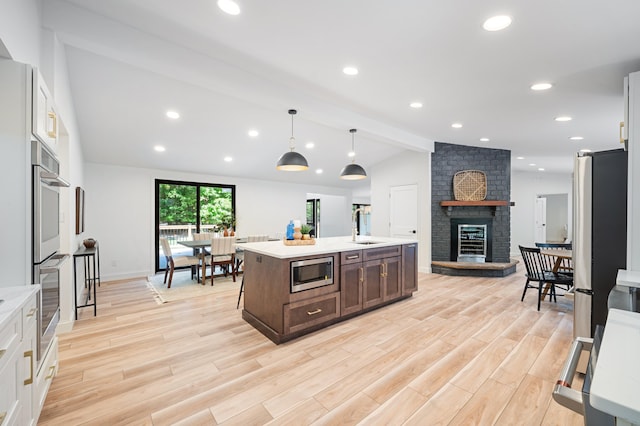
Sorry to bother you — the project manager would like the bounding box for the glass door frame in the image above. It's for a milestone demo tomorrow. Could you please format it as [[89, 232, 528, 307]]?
[[154, 179, 236, 273]]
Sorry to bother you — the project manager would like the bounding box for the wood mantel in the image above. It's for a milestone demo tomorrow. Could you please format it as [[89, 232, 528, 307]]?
[[440, 200, 512, 216]]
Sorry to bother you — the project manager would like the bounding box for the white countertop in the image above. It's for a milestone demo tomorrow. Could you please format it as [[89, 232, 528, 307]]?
[[617, 269, 640, 289], [241, 236, 417, 259], [590, 308, 640, 424], [0, 285, 40, 329]]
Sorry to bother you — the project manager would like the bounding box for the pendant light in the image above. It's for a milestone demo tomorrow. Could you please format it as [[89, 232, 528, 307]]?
[[276, 109, 309, 171], [340, 129, 367, 180]]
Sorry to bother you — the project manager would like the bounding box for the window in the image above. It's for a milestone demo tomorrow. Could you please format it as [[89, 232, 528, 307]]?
[[155, 179, 235, 272]]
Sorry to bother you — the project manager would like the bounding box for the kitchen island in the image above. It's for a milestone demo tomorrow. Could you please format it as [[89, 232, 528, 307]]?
[[240, 236, 418, 343]]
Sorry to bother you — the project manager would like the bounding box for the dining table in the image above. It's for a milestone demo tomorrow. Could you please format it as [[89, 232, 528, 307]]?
[[177, 237, 278, 282], [540, 248, 573, 299]]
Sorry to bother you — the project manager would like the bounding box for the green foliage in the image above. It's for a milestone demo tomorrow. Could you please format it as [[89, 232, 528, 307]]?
[[300, 224, 312, 234], [159, 183, 233, 227]]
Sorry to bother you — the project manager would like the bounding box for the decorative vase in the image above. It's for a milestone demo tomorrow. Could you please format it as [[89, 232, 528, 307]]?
[[83, 238, 96, 248], [223, 228, 229, 237], [293, 227, 302, 240], [230, 229, 235, 237]]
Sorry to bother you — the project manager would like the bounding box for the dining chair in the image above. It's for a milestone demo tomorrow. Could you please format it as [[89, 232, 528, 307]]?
[[535, 242, 573, 275], [237, 235, 269, 309], [519, 245, 574, 311], [159, 238, 200, 288], [202, 236, 236, 285]]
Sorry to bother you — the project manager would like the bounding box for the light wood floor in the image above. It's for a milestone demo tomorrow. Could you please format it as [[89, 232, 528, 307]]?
[[39, 264, 584, 425]]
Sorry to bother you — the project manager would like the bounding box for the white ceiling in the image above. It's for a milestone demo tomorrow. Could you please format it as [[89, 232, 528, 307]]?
[[42, 0, 640, 188]]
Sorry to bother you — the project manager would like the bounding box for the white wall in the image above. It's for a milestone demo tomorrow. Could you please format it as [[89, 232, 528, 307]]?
[[370, 150, 431, 273], [0, 0, 41, 65], [306, 193, 352, 237], [511, 170, 572, 254], [84, 163, 353, 280]]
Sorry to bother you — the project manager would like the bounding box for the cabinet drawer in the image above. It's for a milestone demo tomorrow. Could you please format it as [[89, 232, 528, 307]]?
[[363, 245, 401, 261], [0, 338, 21, 426], [0, 312, 21, 361], [22, 294, 38, 334], [284, 293, 340, 335], [341, 250, 363, 265]]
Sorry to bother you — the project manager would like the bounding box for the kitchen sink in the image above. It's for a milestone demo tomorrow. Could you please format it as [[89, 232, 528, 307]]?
[[352, 241, 384, 245]]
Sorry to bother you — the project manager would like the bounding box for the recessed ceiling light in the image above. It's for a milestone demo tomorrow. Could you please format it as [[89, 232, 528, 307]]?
[[248, 129, 259, 137], [305, 142, 315, 149], [529, 163, 536, 166], [451, 123, 463, 129], [531, 83, 553, 91], [343, 66, 359, 76], [569, 136, 584, 140], [483, 15, 512, 31], [154, 145, 166, 152], [166, 111, 180, 119], [217, 0, 240, 15], [580, 149, 592, 153], [555, 116, 572, 122], [223, 156, 232, 162], [480, 138, 490, 142], [516, 156, 525, 160], [348, 151, 356, 157], [410, 102, 423, 109], [315, 169, 323, 174], [538, 168, 545, 171]]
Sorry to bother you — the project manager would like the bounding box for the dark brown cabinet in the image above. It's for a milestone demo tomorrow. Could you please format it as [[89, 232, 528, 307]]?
[[402, 243, 418, 295], [341, 262, 364, 315], [243, 242, 417, 344]]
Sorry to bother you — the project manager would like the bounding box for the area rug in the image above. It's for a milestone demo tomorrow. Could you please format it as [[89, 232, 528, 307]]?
[[146, 271, 239, 304]]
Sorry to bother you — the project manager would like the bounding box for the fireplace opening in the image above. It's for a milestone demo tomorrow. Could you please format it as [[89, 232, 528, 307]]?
[[450, 218, 493, 262]]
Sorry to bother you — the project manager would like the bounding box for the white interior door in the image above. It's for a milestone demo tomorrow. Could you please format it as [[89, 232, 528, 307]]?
[[390, 184, 418, 238], [534, 197, 547, 243]]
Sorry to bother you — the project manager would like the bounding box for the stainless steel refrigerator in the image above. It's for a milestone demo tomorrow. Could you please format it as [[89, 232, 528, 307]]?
[[573, 149, 627, 339]]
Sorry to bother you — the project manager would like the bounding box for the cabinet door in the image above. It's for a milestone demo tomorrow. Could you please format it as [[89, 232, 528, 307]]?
[[402, 244, 418, 295], [32, 70, 58, 151], [33, 337, 57, 424], [363, 259, 384, 309], [341, 263, 363, 316], [383, 256, 402, 301]]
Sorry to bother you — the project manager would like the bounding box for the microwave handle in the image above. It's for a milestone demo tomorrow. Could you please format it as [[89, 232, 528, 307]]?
[[40, 171, 70, 187], [552, 336, 593, 414]]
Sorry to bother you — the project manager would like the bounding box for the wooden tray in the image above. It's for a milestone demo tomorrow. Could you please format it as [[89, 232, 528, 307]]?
[[282, 238, 316, 246]]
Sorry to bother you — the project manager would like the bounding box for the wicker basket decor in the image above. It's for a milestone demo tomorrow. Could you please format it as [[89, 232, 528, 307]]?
[[453, 170, 487, 201], [282, 238, 316, 246]]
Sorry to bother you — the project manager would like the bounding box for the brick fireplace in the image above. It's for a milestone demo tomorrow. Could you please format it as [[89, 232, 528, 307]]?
[[431, 142, 514, 276]]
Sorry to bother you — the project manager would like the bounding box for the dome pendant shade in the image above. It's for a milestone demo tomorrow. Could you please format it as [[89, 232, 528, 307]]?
[[277, 151, 309, 171], [340, 128, 367, 180], [340, 163, 367, 179], [277, 109, 309, 171]]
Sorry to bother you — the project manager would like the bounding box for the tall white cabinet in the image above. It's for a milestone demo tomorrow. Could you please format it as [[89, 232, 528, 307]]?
[[0, 59, 61, 424], [626, 71, 640, 270]]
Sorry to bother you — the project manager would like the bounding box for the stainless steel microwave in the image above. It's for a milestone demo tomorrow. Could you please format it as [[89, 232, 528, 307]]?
[[290, 256, 334, 293]]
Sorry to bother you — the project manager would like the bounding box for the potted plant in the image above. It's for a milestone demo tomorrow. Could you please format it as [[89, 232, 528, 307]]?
[[300, 224, 313, 240]]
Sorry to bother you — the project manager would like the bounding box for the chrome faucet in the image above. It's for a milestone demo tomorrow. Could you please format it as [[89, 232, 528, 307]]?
[[352, 207, 365, 241]]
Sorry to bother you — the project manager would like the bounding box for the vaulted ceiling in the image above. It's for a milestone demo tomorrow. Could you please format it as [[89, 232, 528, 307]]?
[[42, 0, 640, 187]]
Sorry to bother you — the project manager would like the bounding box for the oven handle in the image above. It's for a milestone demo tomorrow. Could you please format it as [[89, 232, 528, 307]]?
[[552, 336, 593, 415], [39, 253, 70, 274], [40, 170, 70, 187]]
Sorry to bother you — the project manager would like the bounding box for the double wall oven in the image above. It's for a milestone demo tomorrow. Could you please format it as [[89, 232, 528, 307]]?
[[32, 140, 69, 363]]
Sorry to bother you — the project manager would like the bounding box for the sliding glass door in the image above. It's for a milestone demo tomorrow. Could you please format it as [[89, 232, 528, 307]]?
[[155, 179, 235, 272]]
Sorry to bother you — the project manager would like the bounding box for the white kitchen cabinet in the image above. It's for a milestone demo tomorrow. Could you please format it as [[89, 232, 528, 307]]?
[[0, 287, 40, 426], [32, 69, 58, 153], [32, 336, 57, 425]]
